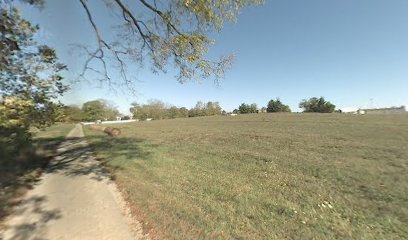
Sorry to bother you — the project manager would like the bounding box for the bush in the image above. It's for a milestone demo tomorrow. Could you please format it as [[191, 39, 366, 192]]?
[[299, 97, 335, 113]]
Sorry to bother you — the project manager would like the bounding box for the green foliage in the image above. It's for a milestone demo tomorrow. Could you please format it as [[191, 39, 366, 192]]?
[[0, 7, 68, 130], [130, 99, 169, 120], [267, 98, 291, 113], [130, 100, 221, 120], [299, 97, 336, 113], [0, 6, 67, 170], [82, 99, 119, 121], [178, 107, 189, 118], [238, 103, 258, 114], [188, 101, 222, 117], [77, 0, 263, 86], [54, 105, 83, 122]]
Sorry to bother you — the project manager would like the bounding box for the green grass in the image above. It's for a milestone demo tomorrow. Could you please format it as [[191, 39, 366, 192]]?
[[84, 114, 408, 239], [31, 123, 75, 139], [0, 123, 73, 225]]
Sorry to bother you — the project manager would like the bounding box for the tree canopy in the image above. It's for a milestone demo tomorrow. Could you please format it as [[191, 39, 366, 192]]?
[[267, 98, 291, 113], [188, 101, 222, 117], [130, 99, 170, 120], [1, 4, 67, 165], [82, 99, 120, 121], [75, 0, 263, 88], [0, 7, 67, 130], [238, 103, 258, 114], [299, 97, 336, 113]]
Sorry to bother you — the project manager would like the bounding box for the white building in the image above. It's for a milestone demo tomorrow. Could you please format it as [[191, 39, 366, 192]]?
[[340, 107, 359, 114]]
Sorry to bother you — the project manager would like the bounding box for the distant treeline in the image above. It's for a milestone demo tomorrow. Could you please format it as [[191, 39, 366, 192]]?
[[55, 99, 120, 122], [57, 99, 224, 122], [235, 97, 335, 114], [57, 96, 336, 122], [130, 100, 222, 120]]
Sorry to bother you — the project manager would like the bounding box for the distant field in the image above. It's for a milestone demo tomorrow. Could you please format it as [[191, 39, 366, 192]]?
[[84, 114, 408, 239]]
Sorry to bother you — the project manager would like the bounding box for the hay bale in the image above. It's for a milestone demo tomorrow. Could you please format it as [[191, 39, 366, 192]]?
[[89, 125, 121, 137], [110, 128, 121, 137], [103, 127, 121, 137]]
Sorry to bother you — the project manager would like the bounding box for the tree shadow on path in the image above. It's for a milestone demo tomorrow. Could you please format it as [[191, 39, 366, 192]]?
[[46, 135, 156, 182], [1, 133, 155, 239], [0, 136, 65, 227], [1, 195, 62, 240]]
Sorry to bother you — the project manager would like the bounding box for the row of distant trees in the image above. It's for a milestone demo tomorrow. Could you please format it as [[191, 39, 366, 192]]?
[[57, 97, 336, 122], [129, 100, 222, 120], [234, 97, 335, 114], [57, 99, 224, 122], [55, 99, 120, 122]]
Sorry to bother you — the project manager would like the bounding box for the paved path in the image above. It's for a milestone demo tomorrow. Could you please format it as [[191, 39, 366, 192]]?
[[1, 124, 145, 240]]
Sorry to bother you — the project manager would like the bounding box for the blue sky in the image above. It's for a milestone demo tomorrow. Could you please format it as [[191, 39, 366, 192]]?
[[19, 0, 408, 113]]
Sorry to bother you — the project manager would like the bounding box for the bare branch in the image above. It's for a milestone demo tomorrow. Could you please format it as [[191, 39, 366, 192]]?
[[79, 0, 133, 89], [113, 0, 155, 53]]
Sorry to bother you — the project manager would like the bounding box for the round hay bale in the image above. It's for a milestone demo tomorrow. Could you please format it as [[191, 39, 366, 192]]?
[[110, 128, 121, 137], [103, 127, 113, 135], [103, 127, 121, 137]]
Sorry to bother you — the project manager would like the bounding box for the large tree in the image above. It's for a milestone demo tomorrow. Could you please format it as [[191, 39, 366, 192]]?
[[1, 3, 67, 166], [188, 101, 222, 117], [299, 97, 336, 113], [82, 99, 119, 121], [56, 105, 84, 122], [0, 5, 67, 130], [75, 0, 263, 88], [130, 99, 169, 120], [238, 103, 258, 114], [5, 0, 262, 87], [267, 98, 291, 113]]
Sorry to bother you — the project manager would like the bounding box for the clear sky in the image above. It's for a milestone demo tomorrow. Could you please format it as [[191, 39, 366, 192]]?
[[18, 0, 408, 113]]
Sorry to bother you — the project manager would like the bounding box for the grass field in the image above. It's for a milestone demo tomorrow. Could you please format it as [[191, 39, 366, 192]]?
[[84, 114, 408, 239], [0, 123, 73, 225]]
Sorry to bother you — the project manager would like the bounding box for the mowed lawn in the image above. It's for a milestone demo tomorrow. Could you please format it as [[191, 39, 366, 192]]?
[[84, 114, 408, 239]]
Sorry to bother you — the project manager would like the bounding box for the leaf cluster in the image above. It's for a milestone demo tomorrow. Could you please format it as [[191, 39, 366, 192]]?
[[0, 7, 68, 129]]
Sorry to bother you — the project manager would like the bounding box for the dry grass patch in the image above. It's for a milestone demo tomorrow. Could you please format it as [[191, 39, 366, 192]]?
[[85, 114, 408, 239]]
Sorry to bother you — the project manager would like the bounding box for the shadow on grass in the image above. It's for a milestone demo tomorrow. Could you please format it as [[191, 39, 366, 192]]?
[[42, 137, 114, 182], [43, 135, 155, 182], [84, 135, 156, 161], [0, 136, 65, 227], [1, 132, 155, 236]]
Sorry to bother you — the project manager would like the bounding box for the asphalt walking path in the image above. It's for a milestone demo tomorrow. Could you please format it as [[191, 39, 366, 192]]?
[[1, 124, 144, 240]]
